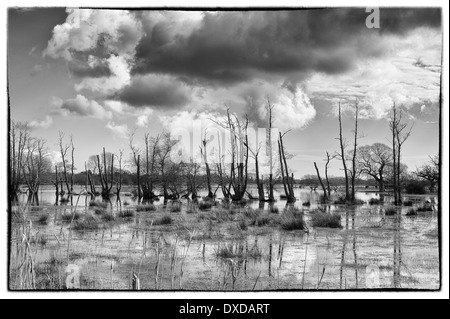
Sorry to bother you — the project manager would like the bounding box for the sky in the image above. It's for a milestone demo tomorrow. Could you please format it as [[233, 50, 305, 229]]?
[[7, 7, 442, 178]]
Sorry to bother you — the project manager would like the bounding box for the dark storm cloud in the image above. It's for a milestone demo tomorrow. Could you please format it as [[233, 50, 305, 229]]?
[[113, 75, 191, 109], [132, 8, 441, 86]]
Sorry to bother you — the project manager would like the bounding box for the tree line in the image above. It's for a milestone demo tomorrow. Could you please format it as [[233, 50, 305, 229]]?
[[9, 102, 439, 204]]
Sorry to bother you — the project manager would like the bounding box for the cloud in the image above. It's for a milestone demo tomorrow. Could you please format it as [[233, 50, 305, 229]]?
[[60, 94, 112, 120], [132, 9, 441, 86], [74, 55, 131, 95], [30, 64, 44, 77], [113, 74, 191, 109], [105, 121, 129, 139], [43, 9, 142, 60], [28, 115, 53, 129]]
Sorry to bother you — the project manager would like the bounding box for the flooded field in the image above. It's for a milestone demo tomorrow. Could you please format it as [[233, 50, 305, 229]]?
[[9, 187, 440, 291]]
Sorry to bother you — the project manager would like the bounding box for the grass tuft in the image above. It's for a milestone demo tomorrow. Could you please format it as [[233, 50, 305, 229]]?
[[369, 198, 382, 205], [281, 211, 305, 231], [311, 212, 341, 228], [73, 215, 100, 232], [89, 200, 108, 209], [153, 215, 173, 226], [170, 202, 182, 213], [38, 213, 50, 226], [136, 204, 156, 212], [385, 207, 398, 216]]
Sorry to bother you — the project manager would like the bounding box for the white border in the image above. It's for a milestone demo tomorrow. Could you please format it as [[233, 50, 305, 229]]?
[[1, 0, 448, 300]]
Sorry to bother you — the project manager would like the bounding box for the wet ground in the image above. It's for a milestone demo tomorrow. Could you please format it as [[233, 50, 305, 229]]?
[[9, 187, 440, 291]]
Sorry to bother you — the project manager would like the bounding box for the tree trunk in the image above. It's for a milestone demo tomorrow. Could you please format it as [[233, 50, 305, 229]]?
[[314, 162, 328, 201]]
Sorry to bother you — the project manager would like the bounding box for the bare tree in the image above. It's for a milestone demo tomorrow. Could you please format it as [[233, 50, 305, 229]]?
[[356, 143, 392, 192], [266, 98, 276, 202], [9, 121, 29, 200], [350, 99, 360, 201], [157, 133, 179, 200], [58, 132, 72, 195], [212, 108, 249, 201], [200, 131, 214, 199], [22, 137, 51, 198], [389, 104, 413, 204], [97, 147, 114, 199], [324, 152, 336, 197], [314, 162, 328, 201], [128, 129, 142, 199], [278, 131, 296, 203], [415, 155, 439, 192], [336, 102, 350, 201], [115, 150, 124, 198]]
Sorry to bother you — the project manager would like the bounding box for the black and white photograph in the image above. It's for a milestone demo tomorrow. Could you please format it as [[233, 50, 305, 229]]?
[[3, 1, 448, 298]]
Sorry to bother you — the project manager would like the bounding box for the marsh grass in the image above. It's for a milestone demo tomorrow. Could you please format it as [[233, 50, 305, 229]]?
[[136, 204, 156, 212], [61, 212, 82, 222], [369, 198, 382, 205], [385, 207, 399, 216], [269, 206, 279, 214], [311, 212, 342, 229], [302, 201, 311, 207], [403, 200, 414, 207], [89, 200, 108, 209], [73, 215, 100, 232], [281, 210, 305, 231], [38, 213, 50, 226], [170, 202, 182, 213], [417, 205, 433, 212], [119, 209, 135, 219], [102, 213, 116, 222], [153, 215, 173, 226], [199, 201, 214, 211], [406, 209, 418, 217], [237, 219, 248, 231]]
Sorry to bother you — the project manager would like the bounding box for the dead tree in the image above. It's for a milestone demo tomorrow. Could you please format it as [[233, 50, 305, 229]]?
[[356, 143, 392, 192], [325, 152, 335, 197], [350, 99, 359, 201], [389, 104, 413, 204], [9, 121, 29, 201], [129, 130, 142, 199], [22, 137, 50, 197], [142, 134, 160, 200], [97, 147, 114, 199], [314, 162, 328, 201], [201, 131, 214, 199], [212, 109, 249, 201], [267, 99, 276, 202], [115, 150, 124, 198], [336, 102, 350, 201], [278, 131, 296, 203], [58, 132, 71, 195]]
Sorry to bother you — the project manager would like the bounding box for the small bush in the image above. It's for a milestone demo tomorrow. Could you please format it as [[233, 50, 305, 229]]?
[[89, 200, 108, 209], [406, 209, 418, 217], [94, 208, 105, 215], [403, 200, 414, 207], [153, 215, 173, 226], [102, 213, 116, 222], [405, 181, 426, 195], [334, 196, 347, 205], [119, 210, 135, 219], [385, 207, 398, 216], [311, 213, 341, 229], [237, 219, 248, 231], [281, 211, 305, 231], [38, 213, 50, 226], [256, 216, 271, 227], [170, 202, 182, 213], [302, 201, 311, 207], [61, 212, 82, 223], [186, 206, 198, 214], [199, 201, 214, 211], [369, 198, 382, 205], [136, 204, 156, 212], [417, 205, 433, 212], [216, 245, 243, 259], [73, 215, 100, 232], [269, 206, 279, 214]]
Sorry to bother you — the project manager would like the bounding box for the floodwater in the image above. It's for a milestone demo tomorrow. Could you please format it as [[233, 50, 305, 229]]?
[[9, 186, 440, 291]]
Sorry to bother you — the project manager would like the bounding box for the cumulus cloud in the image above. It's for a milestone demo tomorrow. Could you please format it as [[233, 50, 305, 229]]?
[[105, 121, 129, 139], [30, 64, 44, 77], [43, 9, 142, 60], [28, 115, 53, 129], [60, 94, 112, 120]]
